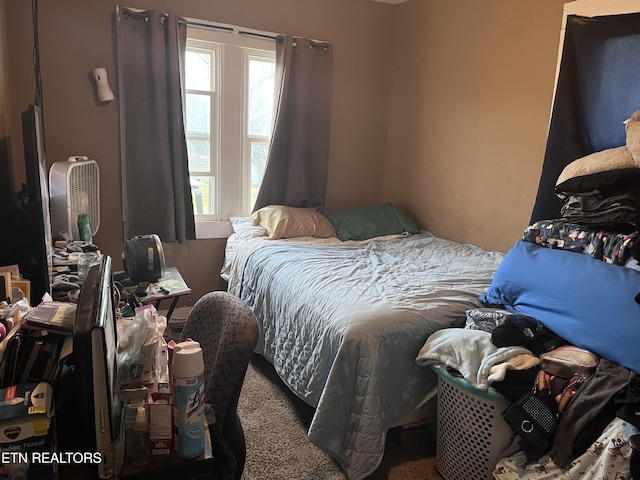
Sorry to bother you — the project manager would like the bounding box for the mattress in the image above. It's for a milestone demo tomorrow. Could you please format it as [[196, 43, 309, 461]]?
[[227, 232, 504, 479]]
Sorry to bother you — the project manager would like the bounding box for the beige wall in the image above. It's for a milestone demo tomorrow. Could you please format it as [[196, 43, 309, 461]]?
[[3, 0, 396, 304], [3, 0, 571, 302], [386, 0, 568, 253]]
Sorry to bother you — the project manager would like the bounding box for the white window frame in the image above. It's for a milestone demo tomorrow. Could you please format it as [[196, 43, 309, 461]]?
[[185, 40, 220, 225], [185, 23, 276, 239]]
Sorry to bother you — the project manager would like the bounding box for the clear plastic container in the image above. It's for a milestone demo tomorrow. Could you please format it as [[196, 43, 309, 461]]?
[[131, 406, 151, 467]]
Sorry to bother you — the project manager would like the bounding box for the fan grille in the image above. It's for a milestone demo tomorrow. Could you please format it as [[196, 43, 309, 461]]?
[[49, 159, 100, 241], [68, 162, 100, 240]]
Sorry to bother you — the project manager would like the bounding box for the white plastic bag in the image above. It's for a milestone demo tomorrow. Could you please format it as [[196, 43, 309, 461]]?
[[117, 304, 166, 389]]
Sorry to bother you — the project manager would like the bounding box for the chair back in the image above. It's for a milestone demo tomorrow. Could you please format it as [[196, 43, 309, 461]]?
[[181, 291, 258, 480]]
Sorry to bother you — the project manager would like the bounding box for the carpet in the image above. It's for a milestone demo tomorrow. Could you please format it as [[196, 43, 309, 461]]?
[[237, 355, 444, 480]]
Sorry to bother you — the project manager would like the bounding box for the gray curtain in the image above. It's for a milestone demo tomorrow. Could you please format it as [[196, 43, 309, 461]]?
[[253, 35, 333, 212], [116, 7, 195, 242]]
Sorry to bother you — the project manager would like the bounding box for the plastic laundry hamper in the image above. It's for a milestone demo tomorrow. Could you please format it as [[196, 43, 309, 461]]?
[[432, 364, 515, 480]]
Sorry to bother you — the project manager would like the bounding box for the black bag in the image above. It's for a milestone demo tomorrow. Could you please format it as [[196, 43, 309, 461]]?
[[502, 384, 559, 452]]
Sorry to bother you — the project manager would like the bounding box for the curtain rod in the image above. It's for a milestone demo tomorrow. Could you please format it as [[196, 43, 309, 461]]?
[[182, 20, 330, 47], [179, 18, 279, 41], [294, 37, 331, 49], [239, 30, 279, 41], [121, 9, 328, 45], [120, 8, 280, 41]]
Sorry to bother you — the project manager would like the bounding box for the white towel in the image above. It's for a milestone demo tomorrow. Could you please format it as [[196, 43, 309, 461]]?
[[415, 328, 538, 390]]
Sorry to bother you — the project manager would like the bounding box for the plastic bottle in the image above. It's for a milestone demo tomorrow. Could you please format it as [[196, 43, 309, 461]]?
[[172, 340, 205, 458], [77, 213, 92, 243], [131, 406, 151, 467]]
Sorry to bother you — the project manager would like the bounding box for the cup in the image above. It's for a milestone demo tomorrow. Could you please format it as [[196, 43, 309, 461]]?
[[78, 252, 99, 281]]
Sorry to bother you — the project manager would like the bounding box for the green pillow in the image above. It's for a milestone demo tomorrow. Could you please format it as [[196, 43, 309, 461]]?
[[324, 203, 420, 241]]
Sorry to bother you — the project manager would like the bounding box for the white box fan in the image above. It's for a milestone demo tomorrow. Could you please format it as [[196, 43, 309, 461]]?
[[49, 156, 100, 241]]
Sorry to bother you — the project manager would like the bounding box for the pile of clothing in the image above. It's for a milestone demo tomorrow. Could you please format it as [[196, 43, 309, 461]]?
[[524, 110, 640, 266], [416, 308, 640, 479]]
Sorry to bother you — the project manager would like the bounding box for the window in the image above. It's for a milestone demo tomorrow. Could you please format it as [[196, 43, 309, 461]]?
[[184, 25, 276, 238]]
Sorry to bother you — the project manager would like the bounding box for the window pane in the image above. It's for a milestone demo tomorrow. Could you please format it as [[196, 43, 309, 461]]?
[[186, 51, 213, 91], [250, 142, 268, 209], [191, 176, 213, 214], [187, 137, 211, 172], [185, 34, 276, 224], [248, 58, 275, 136], [186, 93, 211, 134]]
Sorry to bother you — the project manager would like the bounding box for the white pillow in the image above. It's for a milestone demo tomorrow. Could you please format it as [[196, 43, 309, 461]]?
[[229, 215, 266, 240]]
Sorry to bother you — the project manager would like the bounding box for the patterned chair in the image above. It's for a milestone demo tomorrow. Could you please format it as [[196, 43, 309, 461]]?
[[181, 291, 259, 480]]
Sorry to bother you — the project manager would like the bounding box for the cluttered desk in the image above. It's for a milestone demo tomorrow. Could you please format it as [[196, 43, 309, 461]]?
[[49, 236, 191, 323], [116, 267, 191, 323], [0, 234, 207, 480]]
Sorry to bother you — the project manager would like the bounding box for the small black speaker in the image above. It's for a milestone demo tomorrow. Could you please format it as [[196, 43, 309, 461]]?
[[122, 234, 166, 283]]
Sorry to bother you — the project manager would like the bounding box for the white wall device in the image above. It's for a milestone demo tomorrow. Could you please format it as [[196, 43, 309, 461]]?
[[92, 67, 115, 103], [49, 156, 100, 241]]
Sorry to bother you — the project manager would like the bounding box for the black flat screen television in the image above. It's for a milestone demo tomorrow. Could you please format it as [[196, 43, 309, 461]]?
[[69, 255, 124, 478], [21, 103, 53, 305]]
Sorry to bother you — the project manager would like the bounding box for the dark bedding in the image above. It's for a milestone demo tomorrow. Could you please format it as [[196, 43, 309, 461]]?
[[523, 218, 639, 265]]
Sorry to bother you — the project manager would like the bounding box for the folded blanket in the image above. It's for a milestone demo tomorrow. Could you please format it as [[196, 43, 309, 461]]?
[[415, 328, 537, 390]]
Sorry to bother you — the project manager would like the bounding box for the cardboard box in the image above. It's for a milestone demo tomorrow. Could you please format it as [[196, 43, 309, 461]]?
[[149, 380, 172, 456], [11, 280, 30, 304], [149, 399, 172, 456], [0, 382, 55, 480]]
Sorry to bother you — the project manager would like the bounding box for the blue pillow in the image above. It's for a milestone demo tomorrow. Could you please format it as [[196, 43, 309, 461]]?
[[479, 240, 640, 374]]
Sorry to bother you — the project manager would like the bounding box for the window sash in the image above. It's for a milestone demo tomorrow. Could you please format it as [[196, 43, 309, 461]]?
[[185, 29, 275, 227]]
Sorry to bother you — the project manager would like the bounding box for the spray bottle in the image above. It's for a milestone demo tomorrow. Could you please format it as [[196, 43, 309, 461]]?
[[131, 406, 151, 467], [171, 340, 205, 458]]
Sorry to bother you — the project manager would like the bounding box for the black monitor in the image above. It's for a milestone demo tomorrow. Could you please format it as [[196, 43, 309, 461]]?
[[21, 104, 53, 305], [71, 255, 124, 478]]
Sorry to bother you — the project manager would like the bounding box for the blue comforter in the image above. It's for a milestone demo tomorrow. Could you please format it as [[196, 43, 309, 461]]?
[[228, 232, 503, 479]]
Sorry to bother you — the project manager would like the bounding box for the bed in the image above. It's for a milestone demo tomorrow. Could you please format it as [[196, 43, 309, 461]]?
[[223, 205, 504, 480]]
